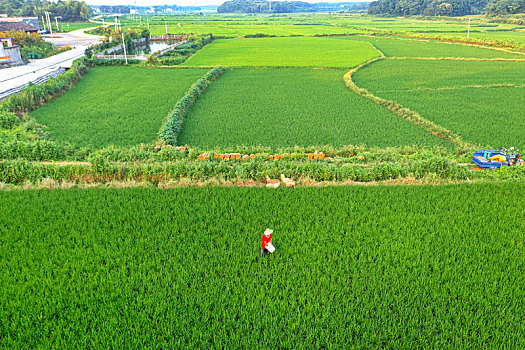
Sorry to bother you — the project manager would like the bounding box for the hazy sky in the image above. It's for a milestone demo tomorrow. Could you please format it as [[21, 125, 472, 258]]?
[[85, 0, 363, 6]]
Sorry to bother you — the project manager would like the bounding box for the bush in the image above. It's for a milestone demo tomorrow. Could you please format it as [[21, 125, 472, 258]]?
[[0, 109, 20, 130], [158, 66, 224, 145], [151, 34, 213, 67]]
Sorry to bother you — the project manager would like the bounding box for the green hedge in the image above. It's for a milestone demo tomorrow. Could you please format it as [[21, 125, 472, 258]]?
[[158, 66, 224, 145], [148, 34, 213, 66]]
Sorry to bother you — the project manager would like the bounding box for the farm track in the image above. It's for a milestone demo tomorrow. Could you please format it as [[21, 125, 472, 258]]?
[[40, 161, 91, 166], [31, 160, 473, 167]]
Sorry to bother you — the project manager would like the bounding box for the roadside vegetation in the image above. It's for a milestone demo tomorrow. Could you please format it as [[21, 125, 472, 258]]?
[[0, 30, 70, 60]]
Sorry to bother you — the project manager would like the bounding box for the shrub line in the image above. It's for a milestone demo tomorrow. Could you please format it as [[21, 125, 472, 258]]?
[[158, 66, 224, 145], [0, 156, 501, 186], [343, 58, 476, 152]]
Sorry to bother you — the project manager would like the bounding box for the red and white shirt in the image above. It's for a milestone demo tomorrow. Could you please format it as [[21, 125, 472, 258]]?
[[262, 234, 272, 249]]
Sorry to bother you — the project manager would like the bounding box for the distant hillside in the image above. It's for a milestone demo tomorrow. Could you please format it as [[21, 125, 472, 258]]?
[[368, 0, 524, 16], [217, 1, 369, 13]]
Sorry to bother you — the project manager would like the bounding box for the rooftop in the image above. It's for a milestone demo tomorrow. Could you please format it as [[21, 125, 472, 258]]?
[[0, 21, 39, 33]]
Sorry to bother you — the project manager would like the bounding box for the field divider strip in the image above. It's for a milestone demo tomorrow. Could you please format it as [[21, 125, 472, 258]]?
[[343, 58, 476, 152], [367, 42, 386, 59], [158, 66, 224, 145], [376, 83, 525, 93]]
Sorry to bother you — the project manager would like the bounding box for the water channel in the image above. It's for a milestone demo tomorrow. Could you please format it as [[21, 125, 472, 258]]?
[[127, 41, 179, 59]]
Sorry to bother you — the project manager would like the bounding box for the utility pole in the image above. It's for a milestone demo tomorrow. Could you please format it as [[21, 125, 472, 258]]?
[[121, 31, 128, 64], [165, 21, 168, 35], [41, 16, 46, 30], [55, 16, 62, 31], [467, 18, 471, 39], [44, 11, 54, 47], [269, 0, 272, 12], [147, 17, 150, 30]]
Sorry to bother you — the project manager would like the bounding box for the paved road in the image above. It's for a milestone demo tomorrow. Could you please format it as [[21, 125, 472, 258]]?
[[42, 26, 102, 47], [0, 28, 101, 96]]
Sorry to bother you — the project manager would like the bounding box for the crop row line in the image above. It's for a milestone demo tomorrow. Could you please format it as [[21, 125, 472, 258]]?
[[376, 83, 525, 93], [158, 66, 224, 145], [343, 58, 476, 152]]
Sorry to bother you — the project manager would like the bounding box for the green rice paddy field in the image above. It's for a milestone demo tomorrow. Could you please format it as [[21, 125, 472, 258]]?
[[59, 22, 98, 32], [30, 67, 207, 148], [182, 37, 380, 67], [117, 14, 525, 45], [346, 36, 525, 58], [28, 34, 525, 150], [2, 184, 525, 348], [179, 68, 448, 148], [5, 14, 525, 349], [353, 60, 525, 147]]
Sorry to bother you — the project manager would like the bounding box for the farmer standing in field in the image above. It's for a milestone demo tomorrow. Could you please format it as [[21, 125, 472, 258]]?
[[261, 228, 274, 256]]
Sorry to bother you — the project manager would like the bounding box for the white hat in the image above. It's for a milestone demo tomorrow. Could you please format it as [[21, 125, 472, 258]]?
[[264, 228, 273, 235]]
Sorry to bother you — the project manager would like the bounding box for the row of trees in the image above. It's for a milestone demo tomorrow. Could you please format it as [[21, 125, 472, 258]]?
[[218, 1, 363, 13], [218, 0, 523, 15], [368, 0, 523, 15], [485, 0, 525, 14], [0, 0, 91, 21]]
